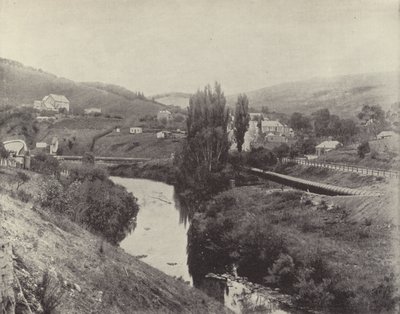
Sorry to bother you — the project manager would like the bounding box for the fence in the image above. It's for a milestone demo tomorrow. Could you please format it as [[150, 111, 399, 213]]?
[[0, 158, 17, 168], [282, 157, 400, 179]]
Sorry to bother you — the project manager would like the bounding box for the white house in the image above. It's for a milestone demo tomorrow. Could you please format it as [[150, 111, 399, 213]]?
[[315, 140, 341, 156], [34, 94, 70, 112], [265, 132, 289, 143], [130, 127, 143, 134], [84, 107, 102, 114], [35, 142, 47, 149], [157, 110, 172, 122], [377, 131, 396, 139], [115, 127, 121, 133], [156, 131, 172, 139]]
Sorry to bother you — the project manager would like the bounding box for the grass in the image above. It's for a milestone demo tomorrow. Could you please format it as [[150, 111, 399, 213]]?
[[195, 185, 399, 312]]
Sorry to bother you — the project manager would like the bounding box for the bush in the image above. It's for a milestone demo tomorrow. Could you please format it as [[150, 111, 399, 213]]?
[[16, 189, 32, 203], [267, 253, 296, 291], [357, 141, 370, 158], [31, 153, 60, 176], [36, 270, 65, 314]]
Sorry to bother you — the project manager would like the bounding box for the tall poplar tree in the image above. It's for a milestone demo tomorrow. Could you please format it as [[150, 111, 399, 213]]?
[[234, 94, 250, 152]]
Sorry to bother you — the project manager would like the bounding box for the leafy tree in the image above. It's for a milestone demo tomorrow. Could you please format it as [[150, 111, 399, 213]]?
[[0, 142, 9, 158], [31, 152, 60, 176], [16, 171, 30, 190], [176, 83, 230, 196], [234, 94, 250, 152], [273, 143, 290, 160], [82, 152, 95, 164], [357, 105, 387, 137], [290, 112, 312, 132], [312, 109, 331, 137], [357, 141, 370, 158]]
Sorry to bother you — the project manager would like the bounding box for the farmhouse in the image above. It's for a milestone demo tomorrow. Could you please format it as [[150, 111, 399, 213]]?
[[34, 94, 70, 112], [130, 127, 143, 134], [315, 140, 342, 156], [261, 121, 293, 137], [265, 132, 289, 143]]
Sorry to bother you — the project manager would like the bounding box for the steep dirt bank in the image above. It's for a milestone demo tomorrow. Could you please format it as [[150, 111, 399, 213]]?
[[0, 168, 231, 314]]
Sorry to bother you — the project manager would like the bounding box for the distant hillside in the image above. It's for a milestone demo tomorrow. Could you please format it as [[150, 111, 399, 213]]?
[[227, 72, 399, 118], [0, 58, 165, 117], [153, 92, 191, 109]]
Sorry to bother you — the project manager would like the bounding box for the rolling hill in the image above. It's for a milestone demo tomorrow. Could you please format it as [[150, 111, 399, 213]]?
[[226, 72, 399, 118], [152, 92, 191, 109], [0, 58, 165, 117]]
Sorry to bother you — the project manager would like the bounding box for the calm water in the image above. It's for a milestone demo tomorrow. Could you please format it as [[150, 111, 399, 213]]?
[[112, 177, 292, 314]]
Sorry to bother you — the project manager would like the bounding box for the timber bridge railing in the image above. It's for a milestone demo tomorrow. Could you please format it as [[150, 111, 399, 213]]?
[[282, 157, 400, 179]]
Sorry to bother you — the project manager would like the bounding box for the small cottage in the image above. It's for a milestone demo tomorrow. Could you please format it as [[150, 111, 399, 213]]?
[[130, 127, 143, 134], [156, 131, 172, 139], [315, 140, 341, 156], [84, 107, 102, 114]]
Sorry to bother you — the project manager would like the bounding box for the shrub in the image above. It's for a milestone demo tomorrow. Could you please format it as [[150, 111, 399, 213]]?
[[15, 171, 30, 190], [36, 270, 65, 314], [31, 153, 60, 176], [357, 141, 370, 158], [267, 253, 296, 291], [16, 189, 32, 203]]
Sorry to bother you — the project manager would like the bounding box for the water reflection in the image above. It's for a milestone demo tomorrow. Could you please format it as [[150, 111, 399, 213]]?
[[112, 177, 292, 314]]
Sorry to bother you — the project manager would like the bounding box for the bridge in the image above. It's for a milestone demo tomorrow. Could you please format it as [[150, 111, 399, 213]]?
[[246, 167, 380, 197], [54, 155, 152, 164]]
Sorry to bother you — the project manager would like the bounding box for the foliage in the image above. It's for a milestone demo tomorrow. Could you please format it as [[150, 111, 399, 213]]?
[[234, 94, 250, 152], [82, 151, 95, 164], [36, 270, 65, 314], [357, 141, 370, 158], [31, 152, 60, 176], [39, 166, 139, 244], [357, 104, 388, 138], [16, 171, 30, 190], [289, 112, 312, 132], [0, 142, 9, 158], [176, 83, 230, 198], [272, 143, 290, 160], [244, 147, 277, 169]]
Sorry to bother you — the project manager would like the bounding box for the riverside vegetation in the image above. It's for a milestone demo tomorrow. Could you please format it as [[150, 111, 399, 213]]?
[[170, 83, 399, 313]]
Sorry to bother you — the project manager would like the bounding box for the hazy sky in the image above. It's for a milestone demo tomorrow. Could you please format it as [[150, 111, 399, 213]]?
[[0, 0, 398, 95]]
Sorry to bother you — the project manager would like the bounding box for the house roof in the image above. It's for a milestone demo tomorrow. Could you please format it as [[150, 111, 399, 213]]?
[[45, 94, 69, 103], [261, 120, 283, 127], [316, 140, 341, 149]]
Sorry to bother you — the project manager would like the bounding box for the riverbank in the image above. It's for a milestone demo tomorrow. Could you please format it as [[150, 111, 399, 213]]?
[[0, 167, 231, 313], [108, 159, 176, 184], [188, 181, 399, 313]]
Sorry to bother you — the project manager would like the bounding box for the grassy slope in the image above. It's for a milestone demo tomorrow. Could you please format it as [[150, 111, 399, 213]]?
[[153, 93, 191, 109], [226, 72, 399, 117], [221, 181, 399, 311], [0, 168, 230, 314], [314, 138, 400, 170], [94, 132, 182, 158], [0, 58, 165, 116]]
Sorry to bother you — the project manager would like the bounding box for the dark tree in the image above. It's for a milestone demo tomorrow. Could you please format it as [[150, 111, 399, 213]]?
[[82, 152, 95, 165], [261, 106, 270, 114], [358, 104, 387, 137], [234, 94, 250, 152], [16, 172, 30, 190], [176, 83, 230, 196], [312, 109, 331, 137], [0, 142, 9, 158], [290, 112, 312, 132], [357, 141, 370, 158]]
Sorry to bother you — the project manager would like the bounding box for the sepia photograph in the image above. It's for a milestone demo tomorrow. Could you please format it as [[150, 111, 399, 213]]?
[[0, 0, 399, 313]]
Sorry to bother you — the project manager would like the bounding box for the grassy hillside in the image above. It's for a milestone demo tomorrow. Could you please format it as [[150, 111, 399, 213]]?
[[226, 72, 399, 118], [0, 58, 165, 117], [153, 92, 191, 109]]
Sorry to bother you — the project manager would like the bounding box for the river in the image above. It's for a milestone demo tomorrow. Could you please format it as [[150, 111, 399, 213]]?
[[112, 177, 294, 314]]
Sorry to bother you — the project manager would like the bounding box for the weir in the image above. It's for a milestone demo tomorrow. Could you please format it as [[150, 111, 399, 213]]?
[[247, 167, 380, 196]]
